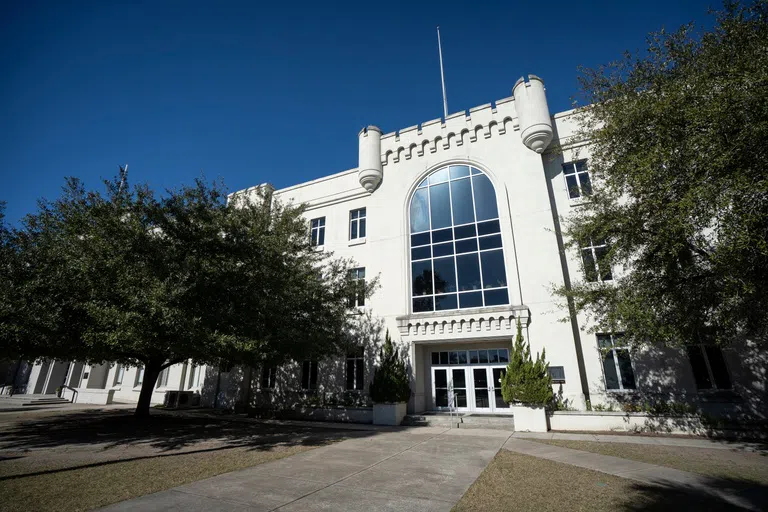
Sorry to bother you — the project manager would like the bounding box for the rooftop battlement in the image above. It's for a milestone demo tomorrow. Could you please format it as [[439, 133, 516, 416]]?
[[378, 96, 520, 166]]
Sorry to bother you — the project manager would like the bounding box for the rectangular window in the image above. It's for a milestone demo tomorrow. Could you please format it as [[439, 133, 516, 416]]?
[[598, 334, 636, 391], [156, 367, 169, 388], [261, 365, 276, 389], [301, 361, 318, 390], [562, 160, 592, 199], [135, 366, 144, 386], [349, 208, 367, 240], [581, 238, 613, 282], [310, 217, 326, 247], [549, 366, 566, 383], [113, 365, 125, 385], [687, 345, 731, 390], [348, 267, 366, 307], [346, 347, 365, 390]]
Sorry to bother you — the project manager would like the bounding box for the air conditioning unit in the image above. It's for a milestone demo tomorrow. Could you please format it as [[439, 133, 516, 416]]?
[[163, 390, 201, 408]]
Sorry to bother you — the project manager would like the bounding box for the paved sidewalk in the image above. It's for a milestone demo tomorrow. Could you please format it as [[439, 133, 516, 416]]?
[[503, 437, 764, 511], [101, 427, 512, 511], [511, 431, 765, 451]]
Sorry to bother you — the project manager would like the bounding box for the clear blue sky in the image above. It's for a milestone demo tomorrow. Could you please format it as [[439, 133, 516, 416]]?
[[1, 0, 715, 225]]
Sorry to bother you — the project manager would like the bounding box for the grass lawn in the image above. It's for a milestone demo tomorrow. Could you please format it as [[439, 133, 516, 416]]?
[[534, 439, 768, 486], [0, 443, 316, 512], [0, 409, 347, 512], [453, 450, 738, 512]]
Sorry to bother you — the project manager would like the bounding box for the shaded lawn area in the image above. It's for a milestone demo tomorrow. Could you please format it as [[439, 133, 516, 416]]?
[[534, 439, 768, 486], [0, 409, 355, 512], [453, 450, 748, 512]]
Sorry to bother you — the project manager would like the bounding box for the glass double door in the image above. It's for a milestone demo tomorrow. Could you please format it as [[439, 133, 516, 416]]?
[[432, 366, 507, 413]]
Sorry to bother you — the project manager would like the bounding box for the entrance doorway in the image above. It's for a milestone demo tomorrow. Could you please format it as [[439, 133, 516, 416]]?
[[432, 365, 507, 413]]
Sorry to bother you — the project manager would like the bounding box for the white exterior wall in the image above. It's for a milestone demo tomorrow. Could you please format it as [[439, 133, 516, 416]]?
[[259, 93, 587, 413]]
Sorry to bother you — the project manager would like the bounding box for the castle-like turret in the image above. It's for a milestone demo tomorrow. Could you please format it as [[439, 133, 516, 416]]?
[[513, 75, 553, 153], [358, 125, 382, 192]]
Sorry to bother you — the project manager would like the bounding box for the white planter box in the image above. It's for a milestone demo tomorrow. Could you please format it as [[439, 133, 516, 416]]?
[[373, 402, 408, 426], [510, 404, 548, 432], [549, 411, 706, 434], [64, 388, 115, 405]]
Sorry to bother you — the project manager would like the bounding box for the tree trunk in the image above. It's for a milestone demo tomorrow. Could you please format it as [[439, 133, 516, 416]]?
[[134, 361, 162, 418]]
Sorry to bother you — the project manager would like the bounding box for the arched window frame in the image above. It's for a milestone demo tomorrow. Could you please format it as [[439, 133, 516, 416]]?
[[407, 164, 510, 314]]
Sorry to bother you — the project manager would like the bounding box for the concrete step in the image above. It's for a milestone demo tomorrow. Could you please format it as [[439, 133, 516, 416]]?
[[0, 395, 70, 405], [402, 413, 516, 431]]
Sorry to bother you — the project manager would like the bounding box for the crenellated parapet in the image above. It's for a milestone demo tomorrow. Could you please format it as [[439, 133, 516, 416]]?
[[378, 96, 519, 168], [358, 75, 553, 192]]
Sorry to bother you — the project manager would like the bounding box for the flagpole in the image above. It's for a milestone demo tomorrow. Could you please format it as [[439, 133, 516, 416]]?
[[437, 26, 448, 119]]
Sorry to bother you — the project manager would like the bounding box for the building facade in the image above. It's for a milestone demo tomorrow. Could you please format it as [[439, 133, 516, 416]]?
[[8, 75, 766, 422]]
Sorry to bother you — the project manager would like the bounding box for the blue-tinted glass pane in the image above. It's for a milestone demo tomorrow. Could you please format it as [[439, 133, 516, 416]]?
[[359, 218, 366, 238], [480, 250, 507, 289], [413, 297, 433, 313], [469, 350, 479, 363], [410, 189, 430, 233], [435, 294, 458, 311], [412, 260, 433, 295], [411, 246, 431, 260], [566, 175, 580, 198], [350, 210, 359, 220], [603, 351, 619, 390], [471, 167, 482, 175], [418, 177, 429, 188], [432, 242, 454, 257], [479, 350, 489, 363], [479, 234, 502, 250], [432, 352, 439, 364], [472, 174, 499, 220], [458, 351, 468, 364], [459, 291, 483, 308], [456, 254, 481, 291], [483, 288, 509, 306], [350, 221, 358, 239], [450, 178, 475, 225], [411, 232, 430, 246], [455, 238, 478, 254], [429, 183, 452, 229], [318, 228, 325, 246], [429, 167, 450, 184], [454, 224, 476, 239], [319, 218, 325, 226], [440, 352, 449, 364], [450, 165, 471, 179], [433, 257, 457, 294], [432, 228, 453, 243], [579, 172, 592, 196], [477, 220, 501, 236], [563, 162, 576, 176], [311, 219, 319, 228], [575, 160, 588, 173]]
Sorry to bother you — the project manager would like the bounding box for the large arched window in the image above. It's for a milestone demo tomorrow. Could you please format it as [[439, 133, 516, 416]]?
[[409, 165, 509, 313]]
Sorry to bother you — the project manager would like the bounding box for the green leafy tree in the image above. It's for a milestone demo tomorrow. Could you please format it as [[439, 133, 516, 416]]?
[[501, 321, 553, 406], [557, 1, 768, 348], [369, 330, 411, 403], [1, 170, 372, 416]]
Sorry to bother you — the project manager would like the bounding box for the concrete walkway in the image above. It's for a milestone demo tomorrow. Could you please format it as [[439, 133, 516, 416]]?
[[511, 431, 766, 452], [101, 427, 512, 511], [503, 437, 764, 511]]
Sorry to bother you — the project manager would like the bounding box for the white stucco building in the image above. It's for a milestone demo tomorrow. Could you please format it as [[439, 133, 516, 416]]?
[[6, 74, 765, 424]]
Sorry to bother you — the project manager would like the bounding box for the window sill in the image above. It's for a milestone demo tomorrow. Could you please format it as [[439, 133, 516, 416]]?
[[313, 245, 325, 252], [569, 197, 591, 207], [348, 238, 366, 247]]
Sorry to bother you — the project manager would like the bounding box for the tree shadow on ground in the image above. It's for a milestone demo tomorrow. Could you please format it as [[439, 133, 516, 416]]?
[[620, 476, 768, 512], [0, 408, 375, 457]]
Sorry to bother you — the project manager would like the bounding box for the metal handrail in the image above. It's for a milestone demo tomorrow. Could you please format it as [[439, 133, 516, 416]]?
[[59, 385, 78, 403]]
